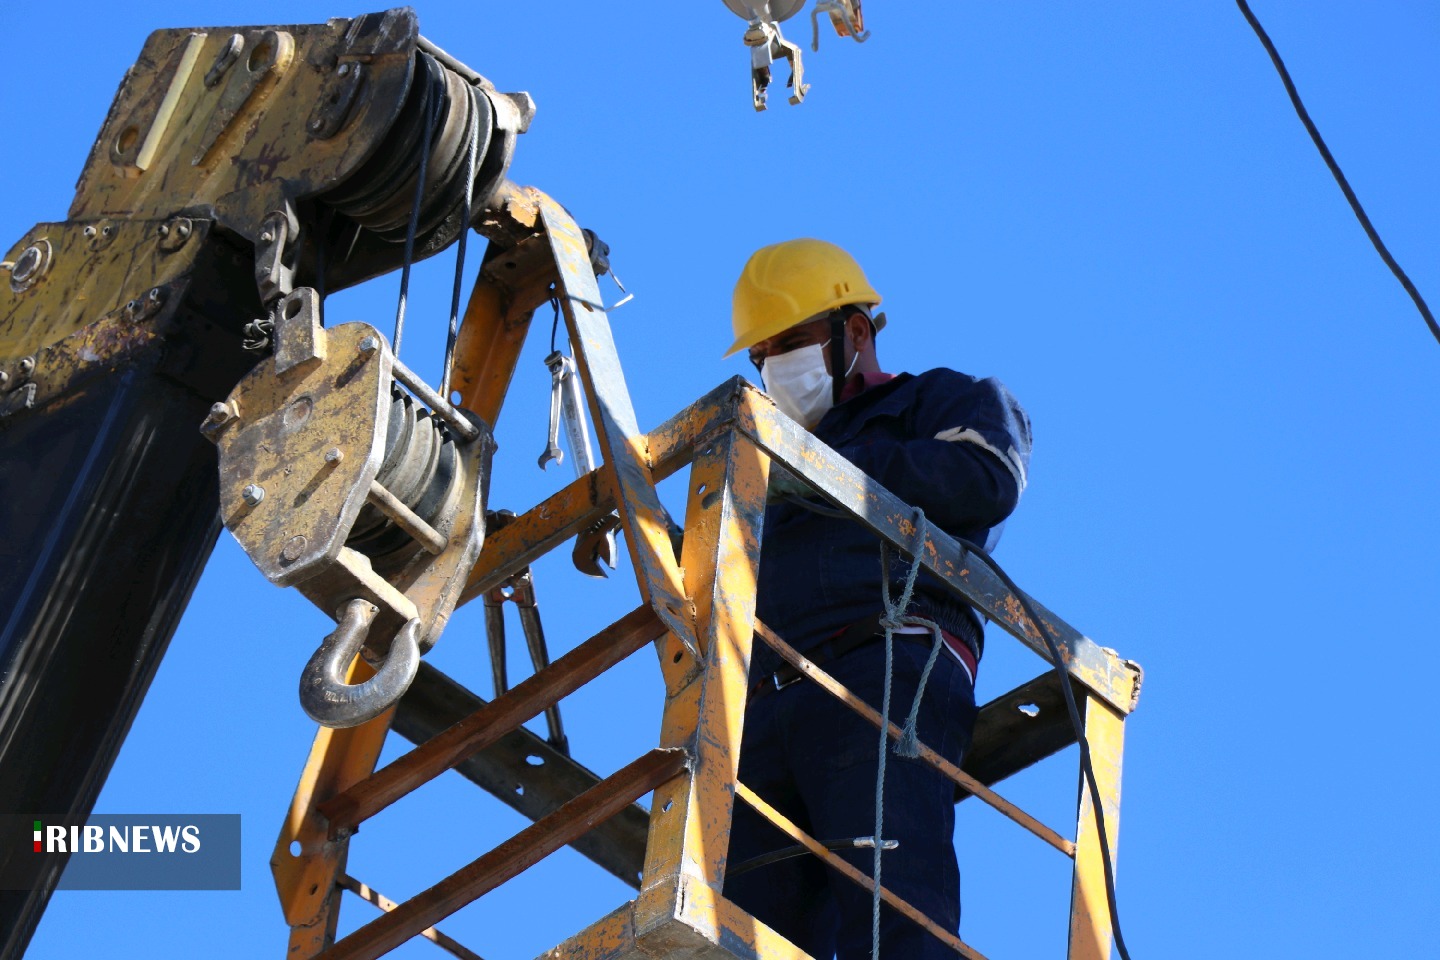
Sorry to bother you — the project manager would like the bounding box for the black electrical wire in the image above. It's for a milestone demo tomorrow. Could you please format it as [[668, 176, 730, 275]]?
[[1236, 0, 1438, 346], [548, 292, 562, 354], [954, 536, 1134, 960]]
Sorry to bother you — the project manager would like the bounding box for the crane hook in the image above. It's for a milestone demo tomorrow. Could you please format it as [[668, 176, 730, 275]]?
[[299, 598, 421, 728]]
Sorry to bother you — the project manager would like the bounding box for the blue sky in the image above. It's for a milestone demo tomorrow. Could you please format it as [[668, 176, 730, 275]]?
[[5, 2, 1437, 957]]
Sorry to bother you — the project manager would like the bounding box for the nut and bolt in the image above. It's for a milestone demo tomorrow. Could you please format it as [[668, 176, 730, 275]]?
[[260, 230, 274, 244], [158, 224, 169, 237], [324, 447, 344, 464], [149, 287, 163, 303], [338, 62, 352, 77], [83, 225, 97, 238], [0, 371, 9, 388], [241, 484, 266, 506], [358, 336, 380, 354], [17, 357, 34, 377], [308, 117, 324, 132]]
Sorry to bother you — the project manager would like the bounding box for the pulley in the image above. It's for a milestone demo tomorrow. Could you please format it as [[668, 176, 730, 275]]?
[[203, 285, 495, 728]]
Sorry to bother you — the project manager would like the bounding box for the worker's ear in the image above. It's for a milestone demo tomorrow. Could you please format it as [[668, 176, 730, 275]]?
[[846, 309, 874, 353]]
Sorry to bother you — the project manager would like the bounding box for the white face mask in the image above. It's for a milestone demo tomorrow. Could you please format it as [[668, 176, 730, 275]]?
[[761, 343, 858, 429]]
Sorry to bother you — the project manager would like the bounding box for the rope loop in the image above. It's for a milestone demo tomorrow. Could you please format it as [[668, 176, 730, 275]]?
[[871, 507, 937, 956]]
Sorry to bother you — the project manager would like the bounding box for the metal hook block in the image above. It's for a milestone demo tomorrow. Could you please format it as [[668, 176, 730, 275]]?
[[299, 598, 421, 728]]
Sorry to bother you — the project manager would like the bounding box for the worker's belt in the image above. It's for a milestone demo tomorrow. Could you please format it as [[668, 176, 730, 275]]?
[[750, 615, 978, 701]]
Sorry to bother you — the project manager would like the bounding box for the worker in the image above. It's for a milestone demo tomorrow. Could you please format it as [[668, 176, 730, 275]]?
[[721, 239, 1032, 958]]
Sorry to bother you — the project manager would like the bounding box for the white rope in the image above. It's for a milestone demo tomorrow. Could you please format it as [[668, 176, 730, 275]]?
[[872, 509, 930, 959]]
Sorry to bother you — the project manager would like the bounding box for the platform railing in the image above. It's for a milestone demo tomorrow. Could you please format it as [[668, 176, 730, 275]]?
[[270, 375, 1140, 960]]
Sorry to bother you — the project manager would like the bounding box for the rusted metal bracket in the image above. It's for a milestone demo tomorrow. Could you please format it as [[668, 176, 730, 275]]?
[[536, 195, 700, 659], [255, 201, 301, 304], [192, 29, 296, 165]]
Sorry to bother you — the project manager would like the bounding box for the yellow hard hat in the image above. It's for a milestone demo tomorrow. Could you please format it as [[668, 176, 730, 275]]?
[[726, 238, 883, 357]]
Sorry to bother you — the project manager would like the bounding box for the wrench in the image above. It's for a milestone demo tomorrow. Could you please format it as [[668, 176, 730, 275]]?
[[538, 351, 565, 470], [572, 513, 622, 578], [546, 349, 620, 577]]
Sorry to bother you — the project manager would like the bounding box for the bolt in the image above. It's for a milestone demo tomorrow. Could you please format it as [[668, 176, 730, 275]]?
[[0, 372, 8, 387], [207, 401, 235, 425], [358, 336, 379, 354], [158, 224, 170, 237], [337, 62, 352, 77], [241, 484, 265, 506], [124, 299, 141, 318], [282, 535, 309, 562], [17, 357, 34, 377], [83, 225, 97, 238], [324, 447, 344, 464], [175, 221, 191, 238], [309, 117, 324, 132], [102, 225, 113, 236], [149, 287, 163, 302], [11, 246, 43, 284], [260, 230, 274, 244]]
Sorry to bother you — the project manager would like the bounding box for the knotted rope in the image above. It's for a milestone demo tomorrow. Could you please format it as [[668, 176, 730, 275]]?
[[871, 508, 947, 958]]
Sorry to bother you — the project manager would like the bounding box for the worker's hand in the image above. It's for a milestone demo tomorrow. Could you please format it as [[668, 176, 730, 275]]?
[[767, 465, 814, 503]]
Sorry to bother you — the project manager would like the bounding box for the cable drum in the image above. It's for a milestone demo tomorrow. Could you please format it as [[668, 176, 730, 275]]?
[[346, 387, 465, 572], [322, 52, 500, 244]]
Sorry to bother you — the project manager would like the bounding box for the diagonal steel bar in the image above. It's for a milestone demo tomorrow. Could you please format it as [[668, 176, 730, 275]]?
[[536, 196, 699, 657], [754, 620, 1074, 857], [734, 781, 990, 960], [318, 748, 689, 960], [338, 874, 485, 960], [393, 662, 649, 889], [728, 382, 1140, 714], [318, 605, 664, 835], [458, 466, 617, 607]]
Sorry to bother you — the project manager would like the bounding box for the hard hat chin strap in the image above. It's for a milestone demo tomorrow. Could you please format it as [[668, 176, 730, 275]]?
[[828, 312, 848, 406]]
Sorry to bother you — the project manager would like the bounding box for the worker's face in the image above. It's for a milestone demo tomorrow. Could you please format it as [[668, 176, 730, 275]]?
[[747, 311, 866, 375]]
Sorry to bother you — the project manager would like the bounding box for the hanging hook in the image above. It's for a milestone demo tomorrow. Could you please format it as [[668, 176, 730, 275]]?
[[299, 598, 421, 728]]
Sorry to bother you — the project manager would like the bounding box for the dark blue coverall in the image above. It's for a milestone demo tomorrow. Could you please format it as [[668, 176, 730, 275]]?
[[723, 368, 1032, 959]]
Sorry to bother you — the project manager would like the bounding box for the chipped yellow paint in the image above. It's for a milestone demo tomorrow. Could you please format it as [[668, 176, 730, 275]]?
[[1068, 695, 1126, 960]]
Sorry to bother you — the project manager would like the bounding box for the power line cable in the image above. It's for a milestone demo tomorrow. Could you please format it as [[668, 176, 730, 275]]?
[[954, 537, 1134, 960], [1236, 0, 1438, 346]]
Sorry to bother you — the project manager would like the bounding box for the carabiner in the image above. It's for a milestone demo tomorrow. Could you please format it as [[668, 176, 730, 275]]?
[[299, 598, 421, 728]]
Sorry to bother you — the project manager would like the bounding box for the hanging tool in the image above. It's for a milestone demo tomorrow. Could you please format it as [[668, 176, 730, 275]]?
[[810, 0, 869, 50], [743, 18, 808, 111], [543, 349, 620, 577], [539, 351, 566, 470], [482, 564, 568, 754], [722, 1, 809, 111]]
